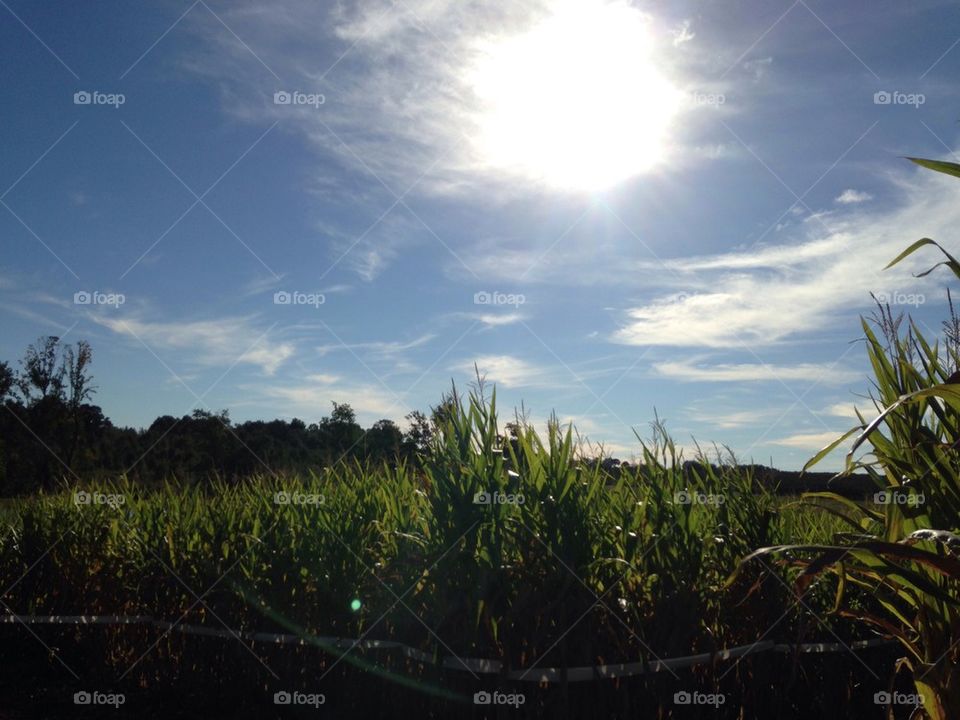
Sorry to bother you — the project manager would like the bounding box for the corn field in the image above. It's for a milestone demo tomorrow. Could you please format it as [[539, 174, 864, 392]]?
[[2, 387, 889, 718]]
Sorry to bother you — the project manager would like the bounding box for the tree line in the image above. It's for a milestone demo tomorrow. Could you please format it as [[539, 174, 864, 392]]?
[[0, 336, 437, 495]]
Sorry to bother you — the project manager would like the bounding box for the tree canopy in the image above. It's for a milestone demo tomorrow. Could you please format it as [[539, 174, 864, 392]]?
[[0, 336, 435, 495]]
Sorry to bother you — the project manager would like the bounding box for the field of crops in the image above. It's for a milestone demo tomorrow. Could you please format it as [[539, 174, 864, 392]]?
[[2, 388, 901, 719]]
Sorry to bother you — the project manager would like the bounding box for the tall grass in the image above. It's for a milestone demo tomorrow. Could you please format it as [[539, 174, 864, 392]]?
[[0, 386, 815, 682], [731, 157, 960, 719]]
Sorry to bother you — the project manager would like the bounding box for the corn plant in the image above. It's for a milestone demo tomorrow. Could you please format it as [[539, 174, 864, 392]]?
[[0, 383, 813, 695], [730, 157, 960, 719]]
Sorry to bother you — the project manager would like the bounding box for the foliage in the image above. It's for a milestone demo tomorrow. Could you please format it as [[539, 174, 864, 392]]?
[[1, 386, 808, 682], [730, 157, 960, 719], [0, 337, 435, 494]]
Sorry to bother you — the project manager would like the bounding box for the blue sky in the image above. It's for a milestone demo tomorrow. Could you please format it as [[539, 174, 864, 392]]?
[[3, 0, 960, 470]]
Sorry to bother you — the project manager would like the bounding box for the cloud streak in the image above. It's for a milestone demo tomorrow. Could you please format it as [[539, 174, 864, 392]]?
[[614, 166, 958, 349], [93, 315, 295, 375], [654, 359, 859, 384]]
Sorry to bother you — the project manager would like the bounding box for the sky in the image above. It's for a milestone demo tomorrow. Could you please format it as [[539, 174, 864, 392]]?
[[3, 0, 960, 470]]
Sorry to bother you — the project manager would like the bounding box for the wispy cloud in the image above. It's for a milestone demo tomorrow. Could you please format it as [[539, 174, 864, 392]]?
[[466, 311, 525, 328], [316, 333, 435, 358], [771, 431, 844, 450], [835, 188, 873, 204], [672, 19, 694, 46], [258, 375, 398, 419], [186, 0, 728, 197], [654, 359, 859, 384], [615, 165, 959, 349], [184, 0, 537, 197], [241, 273, 287, 297], [818, 400, 875, 421], [741, 55, 772, 80], [687, 408, 779, 429], [454, 354, 546, 388], [93, 315, 295, 375]]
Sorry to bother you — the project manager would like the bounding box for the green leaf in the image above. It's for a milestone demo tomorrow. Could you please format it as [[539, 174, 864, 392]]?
[[883, 237, 938, 270], [802, 425, 863, 472], [846, 383, 960, 469], [907, 156, 960, 180]]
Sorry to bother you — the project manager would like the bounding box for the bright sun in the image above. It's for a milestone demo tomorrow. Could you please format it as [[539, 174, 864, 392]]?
[[468, 0, 681, 192]]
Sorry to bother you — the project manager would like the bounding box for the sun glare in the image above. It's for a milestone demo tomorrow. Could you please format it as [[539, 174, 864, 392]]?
[[468, 0, 682, 192]]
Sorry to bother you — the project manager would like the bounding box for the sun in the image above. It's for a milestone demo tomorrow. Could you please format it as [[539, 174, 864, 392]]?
[[467, 0, 682, 192]]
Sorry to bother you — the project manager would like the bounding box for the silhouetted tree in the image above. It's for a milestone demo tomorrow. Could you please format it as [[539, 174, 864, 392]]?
[[17, 336, 64, 403], [403, 410, 432, 456], [364, 419, 403, 462], [0, 361, 14, 401], [318, 402, 363, 464], [63, 341, 95, 410]]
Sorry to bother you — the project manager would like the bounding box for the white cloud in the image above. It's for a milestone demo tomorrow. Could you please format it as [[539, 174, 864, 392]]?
[[261, 379, 398, 419], [741, 56, 772, 80], [654, 359, 859, 384], [241, 273, 287, 297], [184, 0, 542, 197], [771, 431, 846, 450], [454, 354, 545, 388], [819, 401, 876, 421], [673, 20, 695, 46], [689, 409, 776, 429], [316, 333, 435, 357], [615, 165, 958, 349], [835, 188, 873, 204], [475, 312, 525, 328], [92, 315, 295, 375]]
